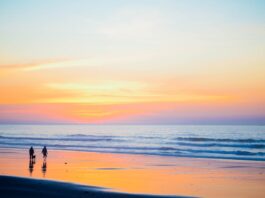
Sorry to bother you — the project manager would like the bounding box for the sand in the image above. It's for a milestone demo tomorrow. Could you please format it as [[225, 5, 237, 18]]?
[[0, 175, 191, 198], [0, 148, 265, 198]]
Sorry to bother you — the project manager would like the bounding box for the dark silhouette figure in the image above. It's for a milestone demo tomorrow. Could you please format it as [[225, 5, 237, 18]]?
[[29, 146, 34, 159], [29, 158, 34, 176], [42, 146, 48, 159], [42, 161, 47, 177], [29, 146, 36, 163]]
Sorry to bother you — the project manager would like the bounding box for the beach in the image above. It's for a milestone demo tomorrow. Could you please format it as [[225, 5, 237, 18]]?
[[1, 0, 265, 197], [0, 175, 188, 198], [1, 148, 265, 198]]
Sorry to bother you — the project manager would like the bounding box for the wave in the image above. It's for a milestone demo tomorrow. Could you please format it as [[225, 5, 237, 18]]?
[[67, 134, 114, 138], [1, 132, 265, 161], [2, 135, 264, 146], [172, 142, 265, 149], [0, 135, 122, 142], [0, 141, 264, 157], [175, 137, 265, 143]]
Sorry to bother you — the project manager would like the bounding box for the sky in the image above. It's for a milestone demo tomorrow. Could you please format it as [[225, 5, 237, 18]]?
[[0, 0, 265, 124]]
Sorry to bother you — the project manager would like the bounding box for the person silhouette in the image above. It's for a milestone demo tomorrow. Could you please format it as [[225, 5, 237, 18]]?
[[42, 146, 48, 160], [29, 146, 34, 160]]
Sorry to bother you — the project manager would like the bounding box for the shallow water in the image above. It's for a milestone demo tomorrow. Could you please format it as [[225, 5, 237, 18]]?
[[0, 124, 264, 161]]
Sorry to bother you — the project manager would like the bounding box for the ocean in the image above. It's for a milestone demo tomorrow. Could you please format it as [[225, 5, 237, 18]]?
[[0, 124, 264, 161]]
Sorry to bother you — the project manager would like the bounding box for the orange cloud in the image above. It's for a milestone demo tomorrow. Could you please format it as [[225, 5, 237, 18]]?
[[1, 99, 264, 124], [0, 57, 264, 124]]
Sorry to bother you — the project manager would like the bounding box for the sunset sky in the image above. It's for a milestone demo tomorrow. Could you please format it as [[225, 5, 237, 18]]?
[[0, 0, 264, 124]]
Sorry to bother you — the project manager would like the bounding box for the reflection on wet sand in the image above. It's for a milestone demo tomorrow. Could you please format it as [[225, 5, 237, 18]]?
[[28, 159, 34, 176], [42, 160, 47, 177], [1, 148, 264, 198], [28, 154, 47, 178]]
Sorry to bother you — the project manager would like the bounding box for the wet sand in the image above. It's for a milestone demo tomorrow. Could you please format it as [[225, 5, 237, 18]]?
[[0, 148, 265, 198]]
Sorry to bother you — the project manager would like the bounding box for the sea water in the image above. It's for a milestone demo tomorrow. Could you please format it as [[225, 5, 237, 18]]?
[[0, 124, 264, 161]]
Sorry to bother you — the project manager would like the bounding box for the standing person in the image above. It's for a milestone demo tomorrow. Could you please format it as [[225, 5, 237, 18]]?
[[29, 146, 34, 160], [42, 146, 48, 160]]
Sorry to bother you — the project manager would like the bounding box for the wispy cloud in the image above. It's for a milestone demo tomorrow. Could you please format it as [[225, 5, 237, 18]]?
[[43, 81, 232, 105], [0, 1, 264, 124]]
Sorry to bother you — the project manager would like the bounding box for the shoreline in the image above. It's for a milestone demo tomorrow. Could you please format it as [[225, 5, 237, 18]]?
[[1, 147, 265, 198], [1, 146, 264, 162]]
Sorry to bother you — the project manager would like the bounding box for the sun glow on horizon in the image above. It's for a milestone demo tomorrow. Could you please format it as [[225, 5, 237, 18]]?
[[0, 0, 264, 124]]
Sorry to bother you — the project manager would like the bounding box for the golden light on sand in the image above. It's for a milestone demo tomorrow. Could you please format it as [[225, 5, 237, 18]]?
[[1, 148, 265, 198]]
